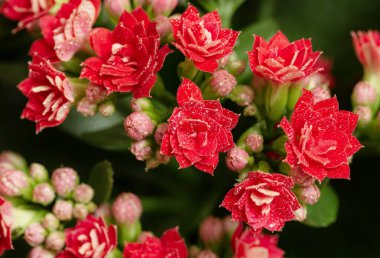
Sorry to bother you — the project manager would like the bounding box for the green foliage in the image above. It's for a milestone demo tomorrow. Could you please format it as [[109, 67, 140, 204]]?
[[88, 161, 114, 204]]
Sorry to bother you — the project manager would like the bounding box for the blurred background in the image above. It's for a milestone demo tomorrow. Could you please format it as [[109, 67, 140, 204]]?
[[1, 0, 380, 257]]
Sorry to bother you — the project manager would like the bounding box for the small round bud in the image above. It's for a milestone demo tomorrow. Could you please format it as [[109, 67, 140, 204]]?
[[24, 223, 46, 246], [137, 231, 154, 243], [32, 183, 55, 206], [225, 147, 249, 172], [222, 216, 239, 236], [53, 200, 73, 221], [209, 70, 237, 97], [98, 101, 115, 117], [73, 184, 94, 204], [154, 123, 169, 145], [245, 133, 264, 153], [354, 105, 373, 125], [104, 0, 131, 20], [124, 112, 155, 140], [112, 192, 142, 225], [229, 85, 254, 106], [199, 216, 225, 247], [42, 213, 60, 231], [197, 250, 218, 258], [151, 0, 178, 16], [299, 184, 321, 205], [29, 246, 55, 258], [0, 169, 29, 197], [86, 84, 107, 103], [294, 205, 307, 222], [352, 81, 377, 106], [51, 167, 79, 197], [94, 204, 112, 221], [311, 85, 331, 104], [227, 60, 246, 76], [45, 231, 65, 251], [0, 151, 27, 170], [130, 98, 152, 112], [131, 140, 153, 161], [189, 246, 201, 258], [156, 15, 172, 38], [73, 203, 89, 220], [29, 163, 48, 182], [77, 97, 97, 117]]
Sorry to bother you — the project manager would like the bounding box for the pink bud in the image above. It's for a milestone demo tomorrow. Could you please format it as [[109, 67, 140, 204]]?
[[94, 203, 112, 220], [225, 147, 249, 172], [42, 213, 60, 231], [24, 223, 46, 246], [354, 105, 373, 125], [154, 123, 169, 145], [197, 250, 218, 258], [0, 151, 26, 170], [199, 216, 225, 246], [155, 15, 172, 38], [352, 81, 378, 105], [227, 60, 246, 76], [245, 133, 264, 153], [151, 0, 178, 16], [0, 169, 29, 197], [29, 246, 55, 258], [51, 167, 79, 197], [98, 101, 115, 117], [209, 70, 237, 97], [86, 84, 108, 103], [290, 168, 315, 187], [73, 203, 89, 220], [77, 97, 97, 117], [112, 192, 142, 225], [311, 85, 331, 104], [104, 0, 131, 19], [33, 183, 55, 205], [131, 140, 153, 161], [45, 231, 65, 252], [130, 98, 152, 112], [53, 200, 73, 221], [73, 183, 94, 204], [124, 112, 155, 140], [230, 85, 254, 106], [137, 231, 154, 243], [299, 184, 321, 205], [222, 216, 239, 235], [294, 205, 307, 221], [29, 163, 48, 182]]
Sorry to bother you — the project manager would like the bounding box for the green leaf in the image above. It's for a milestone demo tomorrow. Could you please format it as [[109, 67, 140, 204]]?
[[88, 161, 114, 205], [303, 184, 339, 228]]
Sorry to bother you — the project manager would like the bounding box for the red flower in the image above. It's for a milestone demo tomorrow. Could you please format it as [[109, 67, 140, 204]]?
[[0, 0, 54, 32], [232, 224, 284, 258], [279, 89, 362, 182], [18, 56, 74, 133], [39, 0, 101, 61], [170, 4, 239, 73], [248, 31, 322, 85], [0, 197, 13, 255], [123, 227, 187, 258], [221, 171, 300, 232], [80, 8, 172, 98], [57, 215, 117, 258], [352, 30, 380, 72], [160, 79, 239, 174]]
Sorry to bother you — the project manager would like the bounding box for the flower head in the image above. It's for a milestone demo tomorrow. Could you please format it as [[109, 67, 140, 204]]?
[[171, 4, 239, 73], [0, 197, 13, 255], [351, 30, 380, 73], [160, 79, 239, 174]]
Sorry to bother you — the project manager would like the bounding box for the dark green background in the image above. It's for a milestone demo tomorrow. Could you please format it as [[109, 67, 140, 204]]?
[[1, 0, 380, 257]]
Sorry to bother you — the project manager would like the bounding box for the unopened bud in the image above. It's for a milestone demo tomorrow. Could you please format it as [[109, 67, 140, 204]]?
[[199, 216, 225, 247], [77, 97, 97, 117], [229, 85, 254, 106], [124, 112, 155, 140], [33, 183, 55, 206], [130, 98, 152, 112], [189, 246, 201, 258], [294, 205, 307, 221], [0, 169, 29, 197], [73, 203, 88, 220], [151, 0, 178, 16], [94, 204, 112, 220], [104, 0, 131, 20], [299, 184, 321, 205], [45, 231, 65, 251], [245, 133, 264, 153], [311, 85, 331, 104], [222, 216, 239, 236], [197, 250, 218, 258], [53, 200, 73, 221], [99, 101, 115, 117], [112, 192, 142, 225], [42, 213, 60, 231], [24, 223, 46, 246], [51, 167, 79, 197], [352, 81, 378, 106], [29, 246, 55, 258], [130, 140, 153, 161], [156, 15, 171, 38], [225, 147, 249, 172], [227, 59, 246, 76], [207, 70, 237, 98], [0, 151, 27, 171], [29, 163, 48, 182], [86, 84, 107, 103], [154, 123, 169, 145], [73, 184, 94, 204], [137, 231, 154, 243], [354, 105, 373, 125]]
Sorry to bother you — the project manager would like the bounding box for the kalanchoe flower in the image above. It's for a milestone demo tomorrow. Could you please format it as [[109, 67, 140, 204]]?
[[0, 197, 13, 255], [123, 227, 188, 258], [279, 89, 363, 181], [248, 31, 322, 85], [51, 167, 79, 197], [171, 4, 240, 73], [0, 169, 29, 197], [299, 183, 320, 205], [130, 140, 153, 161], [221, 171, 300, 232], [351, 30, 380, 73], [57, 215, 117, 258], [232, 224, 284, 258], [24, 223, 46, 246], [77, 97, 97, 117], [160, 79, 239, 174], [81, 8, 172, 98], [18, 56, 74, 133], [112, 192, 142, 225], [245, 133, 264, 153]]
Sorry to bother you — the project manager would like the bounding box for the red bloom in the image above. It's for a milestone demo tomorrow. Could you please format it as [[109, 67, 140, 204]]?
[[0, 197, 13, 256], [232, 224, 284, 258], [221, 171, 300, 232], [80, 8, 172, 98], [123, 227, 187, 258], [352, 30, 380, 72], [160, 79, 239, 174], [170, 4, 239, 73], [18, 56, 74, 133], [248, 31, 322, 84], [0, 0, 54, 32], [280, 89, 362, 182], [57, 215, 117, 258]]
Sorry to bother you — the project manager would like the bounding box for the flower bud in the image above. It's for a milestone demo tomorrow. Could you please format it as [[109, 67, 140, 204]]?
[[130, 98, 152, 112], [228, 85, 254, 106], [189, 246, 201, 258], [0, 151, 27, 171], [352, 81, 378, 106], [98, 101, 115, 117], [53, 200, 73, 221], [86, 202, 97, 213], [245, 133, 264, 153], [29, 163, 48, 182], [32, 183, 55, 206], [42, 213, 60, 231], [225, 147, 249, 172], [77, 97, 97, 117], [151, 0, 178, 16], [29, 246, 55, 258], [199, 216, 225, 247], [299, 184, 321, 205], [154, 123, 169, 145], [156, 15, 172, 38], [197, 250, 218, 258], [94, 204, 112, 224], [86, 84, 107, 103], [226, 59, 246, 76], [0, 169, 29, 197], [354, 105, 373, 125], [112, 192, 142, 225], [207, 70, 237, 98], [24, 223, 46, 246], [124, 112, 155, 140], [311, 85, 331, 104], [294, 205, 307, 221], [178, 59, 199, 81], [73, 203, 89, 220], [73, 184, 94, 204], [45, 231, 65, 252], [51, 167, 79, 197], [131, 140, 153, 161], [222, 216, 239, 236], [104, 0, 131, 20]]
